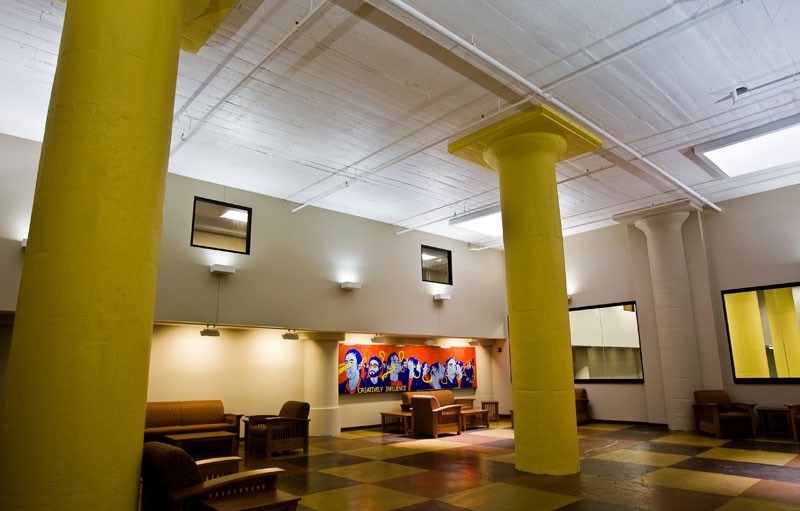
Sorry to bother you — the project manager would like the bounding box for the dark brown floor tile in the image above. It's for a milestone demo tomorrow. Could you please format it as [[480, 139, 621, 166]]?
[[480, 438, 515, 449], [741, 479, 800, 506], [579, 458, 660, 480], [373, 469, 491, 499], [279, 452, 374, 470], [724, 439, 800, 454], [673, 456, 800, 483], [628, 441, 710, 457], [555, 499, 645, 511], [504, 472, 585, 497], [575, 474, 732, 511], [276, 471, 361, 496], [386, 450, 524, 481]]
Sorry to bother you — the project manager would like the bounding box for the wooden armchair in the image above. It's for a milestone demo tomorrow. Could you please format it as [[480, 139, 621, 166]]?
[[141, 441, 300, 511], [247, 401, 310, 457], [411, 395, 462, 438], [692, 390, 757, 438], [786, 404, 800, 441]]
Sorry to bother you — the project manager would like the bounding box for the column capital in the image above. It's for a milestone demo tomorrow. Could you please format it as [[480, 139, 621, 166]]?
[[612, 199, 704, 226], [448, 105, 601, 171]]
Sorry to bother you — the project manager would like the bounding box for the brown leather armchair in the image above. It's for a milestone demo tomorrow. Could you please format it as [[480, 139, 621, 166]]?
[[411, 395, 462, 438], [140, 441, 300, 511], [575, 388, 590, 424], [692, 390, 757, 438], [247, 401, 310, 457], [786, 404, 800, 441]]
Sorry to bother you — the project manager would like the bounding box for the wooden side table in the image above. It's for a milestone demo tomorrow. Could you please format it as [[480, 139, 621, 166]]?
[[380, 411, 413, 435], [757, 407, 791, 438], [482, 400, 499, 421]]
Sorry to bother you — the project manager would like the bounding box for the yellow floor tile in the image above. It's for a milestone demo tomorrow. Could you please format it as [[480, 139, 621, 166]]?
[[652, 433, 728, 448], [298, 484, 428, 511], [716, 496, 800, 511], [320, 460, 427, 483], [637, 467, 759, 496], [438, 482, 581, 511], [593, 448, 689, 467], [336, 429, 387, 439], [697, 447, 797, 466], [468, 428, 516, 439], [578, 423, 632, 432]]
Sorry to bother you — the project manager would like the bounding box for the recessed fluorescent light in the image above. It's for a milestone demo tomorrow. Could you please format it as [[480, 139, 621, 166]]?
[[220, 209, 249, 222], [421, 253, 437, 261], [449, 205, 503, 237], [694, 114, 800, 177]]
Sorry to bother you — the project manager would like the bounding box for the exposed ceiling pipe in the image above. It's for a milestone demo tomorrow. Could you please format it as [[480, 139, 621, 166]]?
[[171, 0, 329, 156], [378, 0, 721, 213], [543, 0, 744, 91]]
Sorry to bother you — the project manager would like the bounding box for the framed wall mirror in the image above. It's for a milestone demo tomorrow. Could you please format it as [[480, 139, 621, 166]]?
[[191, 197, 252, 254], [421, 245, 452, 285], [569, 301, 644, 382], [722, 282, 800, 383]]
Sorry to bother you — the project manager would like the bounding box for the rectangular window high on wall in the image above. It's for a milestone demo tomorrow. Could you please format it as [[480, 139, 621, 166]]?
[[569, 301, 644, 383], [191, 197, 252, 255], [722, 282, 800, 383], [421, 245, 452, 285]]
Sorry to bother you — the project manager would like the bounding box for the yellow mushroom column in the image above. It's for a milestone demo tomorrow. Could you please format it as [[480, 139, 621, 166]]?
[[0, 1, 237, 509], [449, 105, 600, 474]]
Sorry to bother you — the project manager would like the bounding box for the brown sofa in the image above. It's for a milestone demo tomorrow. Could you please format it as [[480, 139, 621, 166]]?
[[400, 390, 474, 410], [144, 400, 242, 447]]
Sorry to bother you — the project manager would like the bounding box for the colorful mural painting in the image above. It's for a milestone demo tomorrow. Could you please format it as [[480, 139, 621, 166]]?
[[338, 344, 476, 395]]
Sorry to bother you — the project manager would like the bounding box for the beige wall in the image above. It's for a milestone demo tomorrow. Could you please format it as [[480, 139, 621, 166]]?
[[5, 130, 800, 428]]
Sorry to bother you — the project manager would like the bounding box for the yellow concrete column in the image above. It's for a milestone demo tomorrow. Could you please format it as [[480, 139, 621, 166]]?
[[0, 1, 236, 509], [449, 105, 600, 475]]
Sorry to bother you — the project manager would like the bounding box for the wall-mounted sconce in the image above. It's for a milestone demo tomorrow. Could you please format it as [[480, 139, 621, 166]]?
[[282, 330, 300, 340], [468, 339, 480, 347], [210, 264, 236, 274], [567, 294, 572, 304], [433, 293, 451, 301], [21, 238, 27, 251], [424, 339, 437, 346], [340, 281, 361, 289], [370, 335, 384, 343], [200, 325, 220, 337]]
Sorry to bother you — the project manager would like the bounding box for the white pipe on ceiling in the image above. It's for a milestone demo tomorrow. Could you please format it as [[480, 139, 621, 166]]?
[[379, 0, 722, 213]]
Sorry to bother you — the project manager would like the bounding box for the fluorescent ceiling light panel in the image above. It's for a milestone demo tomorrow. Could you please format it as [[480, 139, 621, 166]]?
[[449, 205, 503, 237], [694, 114, 800, 177], [220, 209, 249, 222]]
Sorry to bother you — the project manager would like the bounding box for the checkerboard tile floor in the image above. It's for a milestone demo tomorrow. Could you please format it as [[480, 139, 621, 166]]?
[[238, 420, 800, 510]]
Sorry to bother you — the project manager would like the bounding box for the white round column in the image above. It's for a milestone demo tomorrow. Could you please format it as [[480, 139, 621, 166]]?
[[303, 334, 341, 436], [632, 206, 703, 431]]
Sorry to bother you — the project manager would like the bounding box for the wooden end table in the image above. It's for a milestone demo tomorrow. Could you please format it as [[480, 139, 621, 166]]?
[[380, 411, 413, 435], [757, 407, 791, 438], [460, 408, 489, 430], [482, 400, 499, 421], [164, 431, 238, 459]]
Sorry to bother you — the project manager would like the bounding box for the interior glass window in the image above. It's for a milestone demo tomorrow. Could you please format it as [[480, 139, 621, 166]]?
[[191, 197, 252, 255], [569, 302, 644, 382], [722, 282, 800, 382], [421, 245, 452, 285]]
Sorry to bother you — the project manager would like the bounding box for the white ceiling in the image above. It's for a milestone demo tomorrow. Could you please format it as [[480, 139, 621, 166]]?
[[3, 0, 800, 249]]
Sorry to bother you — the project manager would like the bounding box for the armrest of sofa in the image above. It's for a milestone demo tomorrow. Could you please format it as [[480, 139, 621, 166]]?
[[225, 412, 244, 425], [731, 402, 756, 415], [248, 414, 278, 426]]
